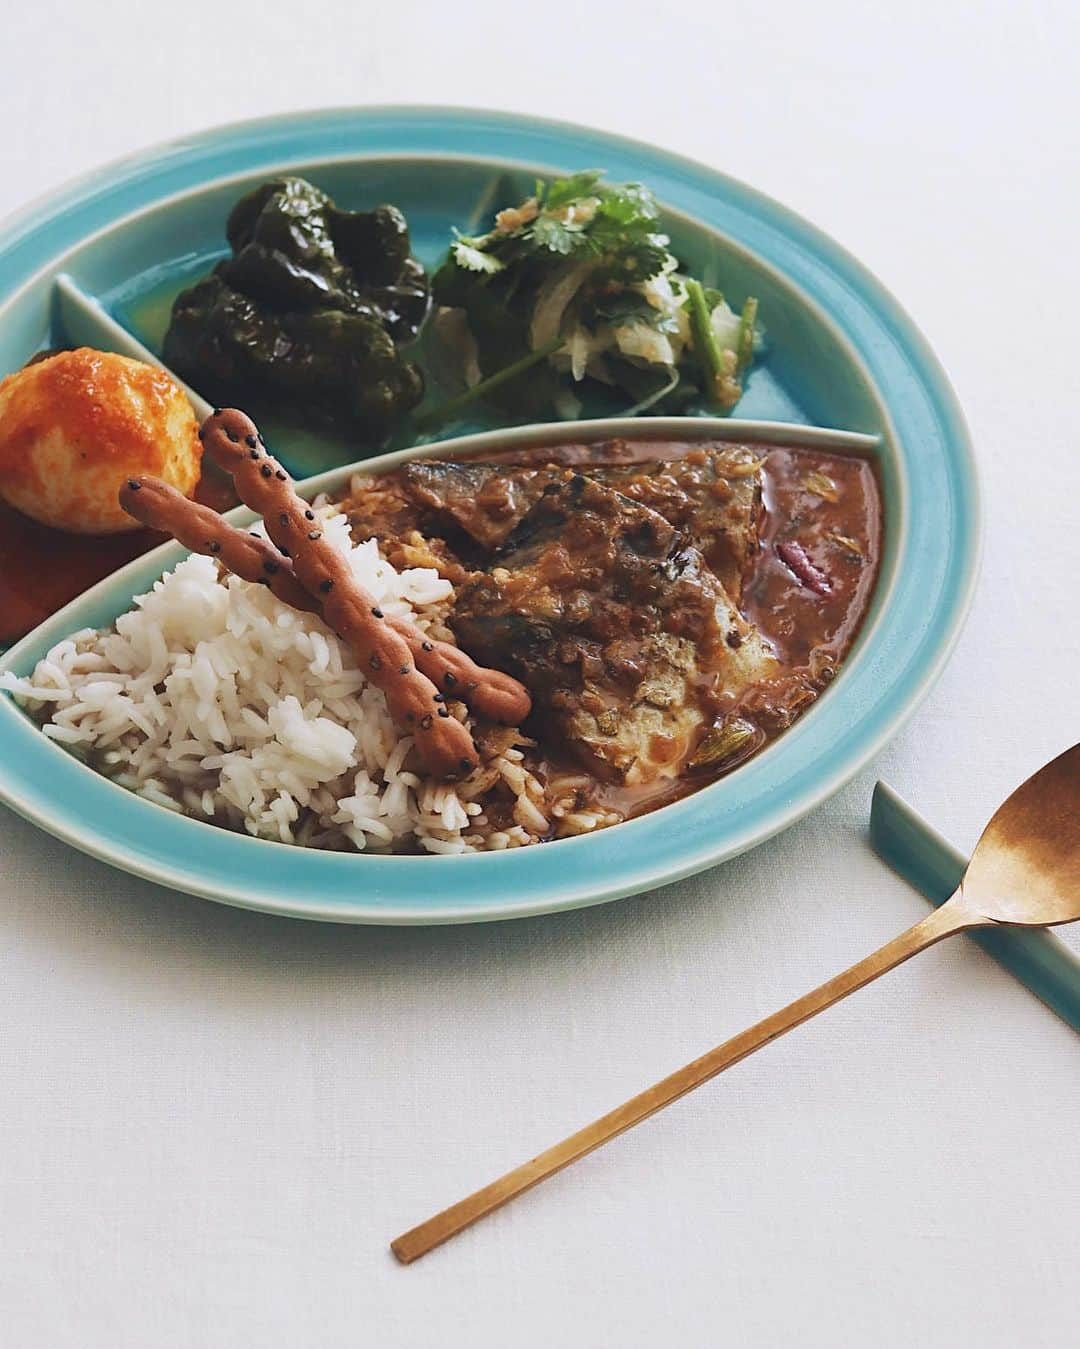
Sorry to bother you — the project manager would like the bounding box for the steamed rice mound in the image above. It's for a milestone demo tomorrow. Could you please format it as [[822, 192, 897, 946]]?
[[0, 507, 555, 854]]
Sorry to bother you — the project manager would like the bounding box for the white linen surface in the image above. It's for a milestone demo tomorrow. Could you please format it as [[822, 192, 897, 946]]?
[[1, 3, 1077, 1345]]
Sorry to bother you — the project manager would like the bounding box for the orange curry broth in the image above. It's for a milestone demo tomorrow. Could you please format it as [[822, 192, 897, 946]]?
[[0, 469, 236, 645]]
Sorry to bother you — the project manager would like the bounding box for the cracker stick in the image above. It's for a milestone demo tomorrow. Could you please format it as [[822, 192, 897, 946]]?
[[119, 476, 318, 614], [200, 409, 480, 780], [120, 474, 531, 727]]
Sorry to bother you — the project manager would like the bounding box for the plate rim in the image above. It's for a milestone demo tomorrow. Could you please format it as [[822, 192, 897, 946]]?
[[0, 107, 981, 924]]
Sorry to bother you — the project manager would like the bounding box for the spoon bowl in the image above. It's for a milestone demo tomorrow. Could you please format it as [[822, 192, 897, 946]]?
[[962, 744, 1080, 927]]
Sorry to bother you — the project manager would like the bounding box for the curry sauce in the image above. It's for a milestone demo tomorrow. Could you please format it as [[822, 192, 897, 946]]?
[[341, 437, 882, 825]]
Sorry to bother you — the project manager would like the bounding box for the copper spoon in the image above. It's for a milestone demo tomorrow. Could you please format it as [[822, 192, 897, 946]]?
[[392, 743, 1080, 1264]]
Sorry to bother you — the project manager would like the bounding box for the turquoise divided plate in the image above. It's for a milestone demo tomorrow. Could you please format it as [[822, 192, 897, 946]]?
[[0, 108, 979, 923]]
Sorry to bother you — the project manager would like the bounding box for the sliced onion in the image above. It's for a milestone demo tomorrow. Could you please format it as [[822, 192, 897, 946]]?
[[529, 259, 597, 350], [551, 387, 583, 420], [428, 306, 482, 389], [566, 325, 594, 382], [613, 321, 676, 367], [709, 299, 741, 353]]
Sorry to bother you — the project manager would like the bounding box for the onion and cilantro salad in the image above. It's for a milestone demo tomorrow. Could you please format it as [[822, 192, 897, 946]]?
[[423, 170, 760, 425]]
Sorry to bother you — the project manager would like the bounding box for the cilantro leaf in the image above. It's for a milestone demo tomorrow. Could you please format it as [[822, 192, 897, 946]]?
[[586, 288, 679, 333], [595, 182, 660, 226], [450, 237, 506, 274], [530, 214, 591, 255], [544, 170, 604, 210], [587, 290, 657, 326], [593, 236, 671, 284]]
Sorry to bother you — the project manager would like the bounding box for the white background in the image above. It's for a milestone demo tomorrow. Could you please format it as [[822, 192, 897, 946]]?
[[2, 3, 1078, 1345]]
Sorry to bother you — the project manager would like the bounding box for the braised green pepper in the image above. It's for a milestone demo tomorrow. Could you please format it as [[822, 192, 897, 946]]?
[[163, 177, 429, 443]]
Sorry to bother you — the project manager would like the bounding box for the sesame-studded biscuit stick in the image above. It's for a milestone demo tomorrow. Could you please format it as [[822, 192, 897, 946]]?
[[119, 472, 532, 728], [200, 408, 479, 780], [119, 476, 319, 614]]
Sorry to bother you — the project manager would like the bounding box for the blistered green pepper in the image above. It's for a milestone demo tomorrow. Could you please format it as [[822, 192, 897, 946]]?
[[163, 177, 429, 443]]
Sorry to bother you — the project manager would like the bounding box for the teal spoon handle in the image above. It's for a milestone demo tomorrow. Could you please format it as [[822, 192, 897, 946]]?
[[870, 781, 1080, 1033]]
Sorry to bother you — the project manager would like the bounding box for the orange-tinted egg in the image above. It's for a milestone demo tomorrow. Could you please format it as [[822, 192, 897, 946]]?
[[0, 348, 202, 533]]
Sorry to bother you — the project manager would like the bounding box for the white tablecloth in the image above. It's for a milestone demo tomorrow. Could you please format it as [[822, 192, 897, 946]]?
[[2, 3, 1077, 1345]]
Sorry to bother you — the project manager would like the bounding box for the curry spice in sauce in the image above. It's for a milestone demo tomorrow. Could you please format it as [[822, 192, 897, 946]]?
[[340, 437, 882, 826]]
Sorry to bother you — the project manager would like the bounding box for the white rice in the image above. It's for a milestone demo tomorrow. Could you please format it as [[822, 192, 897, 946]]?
[[0, 506, 550, 854]]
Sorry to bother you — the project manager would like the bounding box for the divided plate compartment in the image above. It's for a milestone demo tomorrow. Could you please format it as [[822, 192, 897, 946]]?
[[54, 272, 211, 418], [20, 154, 895, 480], [0, 413, 887, 925]]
